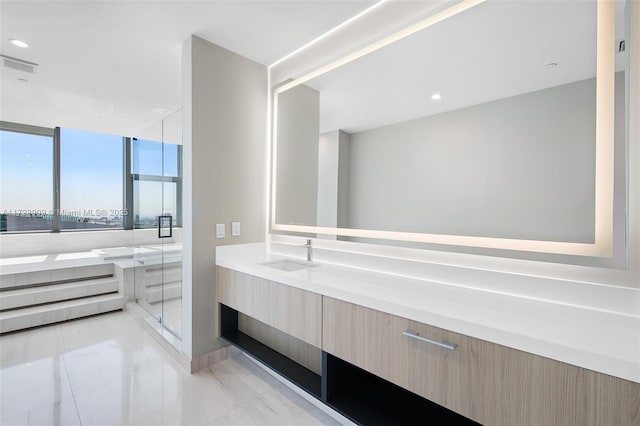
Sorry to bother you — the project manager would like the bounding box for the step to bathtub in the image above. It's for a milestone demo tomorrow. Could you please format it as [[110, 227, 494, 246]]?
[[0, 293, 125, 333], [0, 277, 119, 311], [0, 263, 114, 291], [93, 244, 182, 262], [137, 281, 182, 304], [142, 268, 182, 286]]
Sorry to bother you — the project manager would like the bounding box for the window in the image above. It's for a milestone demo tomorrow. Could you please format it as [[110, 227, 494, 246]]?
[[0, 122, 181, 233], [60, 128, 124, 230], [0, 128, 54, 232]]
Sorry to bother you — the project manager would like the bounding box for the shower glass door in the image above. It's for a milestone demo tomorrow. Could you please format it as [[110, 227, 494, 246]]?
[[132, 110, 182, 342]]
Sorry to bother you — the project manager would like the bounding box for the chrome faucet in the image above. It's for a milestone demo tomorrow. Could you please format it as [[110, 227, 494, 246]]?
[[302, 239, 313, 261]]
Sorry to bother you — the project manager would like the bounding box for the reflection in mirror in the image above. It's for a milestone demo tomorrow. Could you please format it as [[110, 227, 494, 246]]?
[[275, 85, 319, 226], [273, 0, 629, 261]]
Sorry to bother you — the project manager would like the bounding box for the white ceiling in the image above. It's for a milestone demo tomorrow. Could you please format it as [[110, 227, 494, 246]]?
[[0, 0, 376, 137], [305, 0, 628, 134]]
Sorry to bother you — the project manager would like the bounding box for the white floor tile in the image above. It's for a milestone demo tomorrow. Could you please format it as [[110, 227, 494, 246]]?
[[62, 339, 158, 395], [0, 355, 73, 421], [267, 385, 343, 426], [209, 358, 277, 403], [73, 370, 169, 426], [211, 385, 324, 426], [1, 311, 343, 426], [158, 368, 242, 425], [204, 404, 258, 426], [57, 311, 154, 353], [0, 397, 81, 426], [0, 324, 63, 368]]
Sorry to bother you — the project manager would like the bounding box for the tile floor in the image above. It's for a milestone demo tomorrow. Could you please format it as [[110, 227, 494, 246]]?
[[0, 310, 343, 426]]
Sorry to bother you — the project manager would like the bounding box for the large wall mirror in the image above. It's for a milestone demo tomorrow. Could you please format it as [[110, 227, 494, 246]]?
[[271, 0, 629, 259]]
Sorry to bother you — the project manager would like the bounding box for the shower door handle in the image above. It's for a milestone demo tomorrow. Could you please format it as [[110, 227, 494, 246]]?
[[158, 215, 173, 238]]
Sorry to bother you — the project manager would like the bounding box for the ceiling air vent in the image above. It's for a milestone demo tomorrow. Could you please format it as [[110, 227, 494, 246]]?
[[0, 54, 38, 74]]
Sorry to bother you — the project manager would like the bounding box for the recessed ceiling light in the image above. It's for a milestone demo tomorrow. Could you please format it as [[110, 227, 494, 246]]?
[[10, 38, 29, 48], [431, 93, 441, 100]]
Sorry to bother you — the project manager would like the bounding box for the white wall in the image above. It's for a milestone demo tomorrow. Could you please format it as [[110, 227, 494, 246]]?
[[274, 84, 319, 226], [182, 35, 267, 359]]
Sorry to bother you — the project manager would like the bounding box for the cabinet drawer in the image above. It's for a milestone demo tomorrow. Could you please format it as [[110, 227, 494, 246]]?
[[217, 267, 322, 347], [322, 296, 476, 419], [322, 297, 640, 426]]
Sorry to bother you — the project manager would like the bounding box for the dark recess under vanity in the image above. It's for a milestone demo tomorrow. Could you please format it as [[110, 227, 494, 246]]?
[[220, 303, 322, 398], [220, 303, 479, 425]]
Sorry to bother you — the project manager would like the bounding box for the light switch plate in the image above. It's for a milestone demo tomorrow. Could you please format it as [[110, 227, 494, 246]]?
[[231, 222, 240, 236], [216, 223, 225, 239]]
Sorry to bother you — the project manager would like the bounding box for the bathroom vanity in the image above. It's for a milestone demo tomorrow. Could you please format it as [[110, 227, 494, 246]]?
[[215, 243, 640, 426]]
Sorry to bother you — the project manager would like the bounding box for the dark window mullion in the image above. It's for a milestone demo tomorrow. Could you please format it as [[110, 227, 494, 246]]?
[[124, 137, 133, 230], [52, 127, 61, 232]]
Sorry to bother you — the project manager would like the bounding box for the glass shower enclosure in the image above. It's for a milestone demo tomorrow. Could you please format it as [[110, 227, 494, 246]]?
[[132, 109, 183, 345]]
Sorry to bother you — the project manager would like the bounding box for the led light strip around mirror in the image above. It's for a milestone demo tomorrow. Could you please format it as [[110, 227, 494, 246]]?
[[271, 0, 617, 257]]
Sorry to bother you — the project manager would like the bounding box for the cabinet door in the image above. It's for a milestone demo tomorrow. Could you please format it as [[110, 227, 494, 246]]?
[[217, 267, 322, 347], [322, 296, 640, 426]]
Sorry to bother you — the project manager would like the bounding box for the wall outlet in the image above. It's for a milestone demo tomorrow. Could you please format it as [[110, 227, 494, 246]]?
[[216, 223, 226, 239], [232, 222, 241, 236]]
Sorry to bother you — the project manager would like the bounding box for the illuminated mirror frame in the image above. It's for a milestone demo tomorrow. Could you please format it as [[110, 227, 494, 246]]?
[[271, 0, 616, 257]]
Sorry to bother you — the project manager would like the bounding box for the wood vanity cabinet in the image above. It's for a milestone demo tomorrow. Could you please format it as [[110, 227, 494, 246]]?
[[216, 267, 639, 425], [322, 296, 640, 426], [216, 267, 322, 347]]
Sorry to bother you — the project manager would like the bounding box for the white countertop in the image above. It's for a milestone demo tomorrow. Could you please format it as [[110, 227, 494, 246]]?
[[216, 242, 640, 384]]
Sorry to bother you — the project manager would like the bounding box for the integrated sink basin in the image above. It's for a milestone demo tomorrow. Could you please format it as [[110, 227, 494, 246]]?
[[261, 259, 317, 272]]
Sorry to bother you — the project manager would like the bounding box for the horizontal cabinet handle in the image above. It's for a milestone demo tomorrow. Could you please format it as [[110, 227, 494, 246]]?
[[403, 330, 457, 351]]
